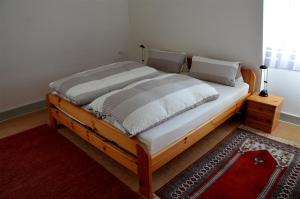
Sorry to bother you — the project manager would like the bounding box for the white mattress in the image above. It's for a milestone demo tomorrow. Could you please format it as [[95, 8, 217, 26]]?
[[137, 81, 249, 154]]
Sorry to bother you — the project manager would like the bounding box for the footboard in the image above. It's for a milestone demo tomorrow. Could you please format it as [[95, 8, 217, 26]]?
[[47, 93, 153, 198], [47, 94, 142, 171], [47, 95, 138, 154]]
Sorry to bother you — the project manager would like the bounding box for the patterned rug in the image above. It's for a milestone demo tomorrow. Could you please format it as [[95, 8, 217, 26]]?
[[156, 128, 300, 199]]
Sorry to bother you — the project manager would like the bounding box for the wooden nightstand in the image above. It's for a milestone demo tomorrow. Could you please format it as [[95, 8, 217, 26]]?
[[246, 92, 284, 133]]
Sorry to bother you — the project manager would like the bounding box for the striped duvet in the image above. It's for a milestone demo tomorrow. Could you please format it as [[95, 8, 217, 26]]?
[[86, 73, 219, 136], [50, 61, 219, 136], [49, 61, 161, 105]]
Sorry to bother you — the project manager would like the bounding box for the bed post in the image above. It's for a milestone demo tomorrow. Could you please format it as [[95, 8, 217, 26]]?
[[137, 144, 153, 199], [46, 94, 58, 129]]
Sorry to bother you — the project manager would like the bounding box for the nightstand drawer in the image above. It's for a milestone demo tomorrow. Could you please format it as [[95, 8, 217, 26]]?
[[246, 110, 274, 125], [248, 101, 276, 115], [246, 118, 272, 132]]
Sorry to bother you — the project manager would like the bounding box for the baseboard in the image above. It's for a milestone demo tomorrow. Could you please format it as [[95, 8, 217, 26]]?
[[280, 112, 300, 126], [0, 100, 46, 122]]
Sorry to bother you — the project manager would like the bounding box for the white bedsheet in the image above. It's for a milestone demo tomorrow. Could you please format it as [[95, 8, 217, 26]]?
[[137, 81, 249, 154]]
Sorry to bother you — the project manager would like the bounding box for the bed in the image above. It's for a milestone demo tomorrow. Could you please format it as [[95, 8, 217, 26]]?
[[47, 59, 256, 198]]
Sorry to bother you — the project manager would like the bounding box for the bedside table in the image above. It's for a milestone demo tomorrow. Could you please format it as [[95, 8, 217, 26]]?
[[246, 92, 284, 133]]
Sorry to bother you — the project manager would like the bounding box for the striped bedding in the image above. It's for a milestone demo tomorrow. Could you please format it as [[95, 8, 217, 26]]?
[[49, 61, 161, 105], [86, 74, 219, 136], [50, 61, 220, 136]]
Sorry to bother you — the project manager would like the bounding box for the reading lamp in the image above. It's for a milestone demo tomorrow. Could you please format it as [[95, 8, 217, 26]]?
[[259, 65, 269, 97]]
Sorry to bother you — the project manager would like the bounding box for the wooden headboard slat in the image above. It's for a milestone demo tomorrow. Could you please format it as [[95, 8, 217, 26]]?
[[241, 67, 256, 94]]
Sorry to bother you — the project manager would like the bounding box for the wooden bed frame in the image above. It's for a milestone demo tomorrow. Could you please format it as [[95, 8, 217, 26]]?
[[47, 67, 256, 199]]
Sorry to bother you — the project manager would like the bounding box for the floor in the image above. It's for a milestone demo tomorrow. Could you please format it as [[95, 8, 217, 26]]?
[[1, 109, 300, 194]]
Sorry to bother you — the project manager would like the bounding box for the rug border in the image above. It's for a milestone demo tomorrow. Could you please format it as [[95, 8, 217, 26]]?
[[155, 125, 300, 198], [239, 124, 300, 149], [155, 127, 242, 198]]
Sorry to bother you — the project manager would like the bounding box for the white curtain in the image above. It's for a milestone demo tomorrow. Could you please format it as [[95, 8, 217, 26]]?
[[263, 0, 300, 71]]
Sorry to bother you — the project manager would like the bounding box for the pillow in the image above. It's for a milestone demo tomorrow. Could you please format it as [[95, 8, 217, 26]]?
[[147, 49, 186, 73], [189, 56, 241, 86]]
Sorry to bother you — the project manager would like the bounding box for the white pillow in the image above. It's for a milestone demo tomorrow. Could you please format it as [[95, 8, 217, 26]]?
[[147, 49, 186, 73], [189, 56, 241, 86]]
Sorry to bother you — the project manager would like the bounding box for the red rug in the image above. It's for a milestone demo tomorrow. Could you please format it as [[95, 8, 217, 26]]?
[[156, 128, 300, 199], [0, 125, 141, 199]]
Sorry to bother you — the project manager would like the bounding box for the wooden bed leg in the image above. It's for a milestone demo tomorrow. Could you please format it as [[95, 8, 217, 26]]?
[[137, 145, 153, 199], [46, 94, 58, 129]]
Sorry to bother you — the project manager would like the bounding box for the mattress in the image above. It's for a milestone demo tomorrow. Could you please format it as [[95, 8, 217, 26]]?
[[137, 81, 249, 154]]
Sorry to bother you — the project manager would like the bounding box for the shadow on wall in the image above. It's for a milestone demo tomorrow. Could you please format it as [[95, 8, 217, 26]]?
[[268, 68, 300, 117]]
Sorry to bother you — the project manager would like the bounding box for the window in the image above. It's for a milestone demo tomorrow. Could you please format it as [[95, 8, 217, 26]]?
[[263, 0, 300, 71]]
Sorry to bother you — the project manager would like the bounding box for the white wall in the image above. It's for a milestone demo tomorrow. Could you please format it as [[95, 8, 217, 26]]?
[[0, 0, 130, 112], [269, 69, 300, 117], [128, 0, 263, 88], [0, 0, 265, 112]]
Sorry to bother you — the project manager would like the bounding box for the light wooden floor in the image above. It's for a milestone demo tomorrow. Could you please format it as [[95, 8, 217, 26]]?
[[1, 109, 300, 193]]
